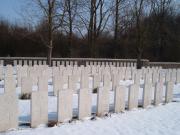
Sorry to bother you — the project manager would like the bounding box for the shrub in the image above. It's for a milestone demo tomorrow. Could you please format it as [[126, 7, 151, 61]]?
[[93, 88, 98, 93], [19, 93, 31, 100], [48, 121, 58, 127]]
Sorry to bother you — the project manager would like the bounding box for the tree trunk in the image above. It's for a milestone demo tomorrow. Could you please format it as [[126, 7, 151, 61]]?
[[68, 31, 72, 57], [89, 0, 95, 57], [47, 0, 54, 66], [137, 51, 142, 69], [47, 42, 52, 66], [114, 0, 119, 41], [67, 0, 73, 57]]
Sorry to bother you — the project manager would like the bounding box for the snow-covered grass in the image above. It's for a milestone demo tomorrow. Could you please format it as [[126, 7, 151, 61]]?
[[3, 102, 180, 135]]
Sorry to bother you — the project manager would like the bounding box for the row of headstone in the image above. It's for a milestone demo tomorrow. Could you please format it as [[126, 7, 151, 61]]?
[[1, 65, 178, 94], [0, 64, 178, 96], [14, 60, 47, 66], [85, 61, 137, 67], [0, 59, 141, 67], [1, 65, 180, 96], [1, 64, 177, 80]]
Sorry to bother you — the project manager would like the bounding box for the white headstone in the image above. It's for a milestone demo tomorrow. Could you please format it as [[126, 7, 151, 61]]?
[[57, 90, 73, 122], [103, 74, 111, 88], [171, 70, 176, 83], [57, 61, 60, 66], [93, 74, 101, 89], [74, 61, 78, 66], [142, 83, 152, 108], [5, 65, 13, 77], [81, 73, 89, 89], [31, 91, 48, 128], [0, 93, 18, 132], [78, 88, 92, 119], [91, 67, 97, 75], [52, 61, 56, 66], [176, 70, 180, 84], [159, 71, 164, 83], [97, 87, 109, 116], [52, 67, 59, 77], [29, 60, 32, 66], [24, 60, 28, 65], [134, 71, 141, 85], [114, 85, 126, 113], [118, 69, 124, 81], [0, 66, 3, 80], [53, 75, 64, 96], [165, 71, 171, 82], [42, 60, 46, 65], [66, 61, 69, 66], [120, 62, 123, 67], [19, 60, 22, 66], [130, 62, 134, 67], [70, 61, 73, 66], [4, 76, 16, 94], [38, 76, 48, 92], [34, 60, 37, 65], [61, 61, 65, 66], [101, 62, 105, 66], [21, 77, 32, 94], [128, 84, 139, 110], [0, 60, 3, 65], [144, 73, 152, 84], [112, 73, 119, 90], [29, 68, 38, 85], [14, 60, 17, 66], [154, 82, 163, 105], [17, 66, 28, 87], [152, 71, 159, 84], [165, 81, 174, 103], [125, 67, 131, 80], [38, 60, 42, 65], [68, 75, 77, 91], [63, 69, 70, 82]]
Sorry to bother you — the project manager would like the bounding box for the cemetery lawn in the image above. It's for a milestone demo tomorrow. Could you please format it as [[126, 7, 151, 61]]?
[[1, 81, 180, 135]]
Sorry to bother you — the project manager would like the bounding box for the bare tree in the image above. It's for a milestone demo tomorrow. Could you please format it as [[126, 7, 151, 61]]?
[[30, 0, 67, 66], [36, 0, 56, 66], [131, 0, 146, 69], [87, 0, 112, 57], [64, 0, 78, 56], [113, 0, 133, 39]]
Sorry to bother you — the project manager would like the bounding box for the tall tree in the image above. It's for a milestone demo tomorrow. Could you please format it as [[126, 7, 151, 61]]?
[[132, 0, 146, 69], [36, 0, 56, 66], [87, 0, 111, 57], [64, 0, 78, 56], [34, 0, 66, 65]]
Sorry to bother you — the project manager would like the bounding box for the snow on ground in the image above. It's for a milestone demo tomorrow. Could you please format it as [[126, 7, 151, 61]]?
[[2, 102, 180, 135], [0, 74, 180, 135]]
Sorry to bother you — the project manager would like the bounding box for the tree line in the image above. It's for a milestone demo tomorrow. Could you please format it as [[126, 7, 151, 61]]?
[[0, 0, 179, 67]]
